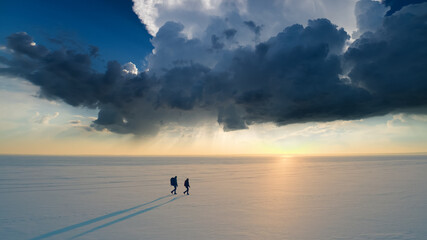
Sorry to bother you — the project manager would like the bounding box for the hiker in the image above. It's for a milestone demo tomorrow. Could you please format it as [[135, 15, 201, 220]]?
[[170, 176, 178, 194], [183, 178, 190, 195]]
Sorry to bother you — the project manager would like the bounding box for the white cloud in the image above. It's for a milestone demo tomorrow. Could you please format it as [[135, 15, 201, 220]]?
[[122, 62, 139, 75], [132, 0, 358, 40], [133, 0, 241, 37], [409, 114, 427, 122], [32, 112, 60, 125], [386, 113, 407, 128], [352, 0, 387, 39]]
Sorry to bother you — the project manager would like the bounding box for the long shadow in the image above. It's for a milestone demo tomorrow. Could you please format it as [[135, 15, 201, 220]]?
[[29, 195, 172, 240], [69, 195, 184, 239]]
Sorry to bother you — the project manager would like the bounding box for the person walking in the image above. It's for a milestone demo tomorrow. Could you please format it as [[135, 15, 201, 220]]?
[[170, 176, 178, 194], [183, 178, 190, 195]]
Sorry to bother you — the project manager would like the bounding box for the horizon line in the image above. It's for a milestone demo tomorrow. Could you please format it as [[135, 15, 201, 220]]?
[[1, 152, 427, 158]]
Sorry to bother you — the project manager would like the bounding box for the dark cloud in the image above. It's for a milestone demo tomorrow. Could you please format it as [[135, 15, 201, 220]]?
[[69, 120, 81, 124], [211, 34, 224, 50], [218, 19, 361, 129], [1, 32, 158, 135], [345, 2, 427, 113], [243, 20, 262, 41], [1, 3, 427, 135], [223, 29, 237, 40], [382, 0, 427, 15], [158, 64, 209, 110], [218, 105, 248, 131], [3, 33, 99, 107], [7, 32, 49, 59]]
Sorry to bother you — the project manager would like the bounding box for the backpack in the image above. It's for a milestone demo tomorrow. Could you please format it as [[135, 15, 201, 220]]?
[[170, 177, 176, 186]]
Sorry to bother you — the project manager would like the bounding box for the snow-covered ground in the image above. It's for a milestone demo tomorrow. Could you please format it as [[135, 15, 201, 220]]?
[[1, 155, 426, 240]]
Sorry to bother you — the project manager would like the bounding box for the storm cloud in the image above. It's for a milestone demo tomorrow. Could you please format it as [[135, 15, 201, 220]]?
[[345, 2, 427, 113], [1, 0, 426, 135]]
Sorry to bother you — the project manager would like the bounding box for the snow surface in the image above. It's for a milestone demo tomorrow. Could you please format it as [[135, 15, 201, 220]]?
[[1, 155, 427, 240]]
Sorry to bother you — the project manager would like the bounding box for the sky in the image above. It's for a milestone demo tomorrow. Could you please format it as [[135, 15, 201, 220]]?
[[0, 0, 427, 155]]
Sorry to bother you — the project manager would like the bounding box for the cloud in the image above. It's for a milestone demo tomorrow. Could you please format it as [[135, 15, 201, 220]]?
[[214, 18, 356, 130], [132, 0, 247, 37], [409, 114, 427, 122], [223, 28, 237, 40], [344, 2, 427, 116], [68, 119, 95, 132], [5, 32, 48, 59], [132, 0, 359, 39], [243, 20, 262, 42], [122, 62, 139, 75], [33, 112, 59, 125], [69, 120, 82, 125], [386, 113, 406, 128], [352, 0, 387, 39], [1, 1, 426, 136]]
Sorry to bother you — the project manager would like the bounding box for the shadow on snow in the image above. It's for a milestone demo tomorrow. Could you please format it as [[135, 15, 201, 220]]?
[[29, 194, 183, 240], [69, 196, 183, 239]]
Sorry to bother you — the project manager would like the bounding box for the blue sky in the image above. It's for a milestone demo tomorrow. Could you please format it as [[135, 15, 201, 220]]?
[[0, 0, 153, 69]]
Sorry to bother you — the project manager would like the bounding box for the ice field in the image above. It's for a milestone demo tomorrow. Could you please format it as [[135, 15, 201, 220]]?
[[1, 155, 427, 240]]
